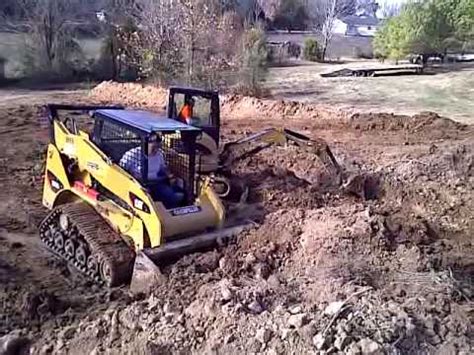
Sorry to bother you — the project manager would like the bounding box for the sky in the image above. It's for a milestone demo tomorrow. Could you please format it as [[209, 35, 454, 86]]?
[[375, 0, 409, 18], [378, 0, 409, 6]]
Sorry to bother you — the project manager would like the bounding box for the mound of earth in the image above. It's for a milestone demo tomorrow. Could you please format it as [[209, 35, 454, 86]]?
[[0, 84, 472, 354], [350, 111, 466, 138], [91, 81, 348, 124], [91, 82, 467, 140], [92, 81, 169, 111]]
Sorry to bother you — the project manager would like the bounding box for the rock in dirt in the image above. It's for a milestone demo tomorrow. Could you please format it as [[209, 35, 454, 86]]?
[[219, 279, 233, 302], [247, 300, 264, 314], [280, 328, 295, 340], [334, 332, 351, 351], [267, 274, 281, 288], [346, 342, 362, 355], [38, 344, 53, 355], [119, 307, 142, 331], [0, 333, 30, 355], [109, 310, 120, 343], [324, 301, 345, 316], [129, 251, 167, 294], [298, 323, 317, 344], [357, 338, 382, 355], [59, 326, 75, 340], [224, 334, 236, 344], [253, 262, 271, 280], [288, 313, 308, 328], [289, 305, 302, 314], [313, 332, 329, 350], [244, 253, 257, 267], [256, 328, 272, 344]]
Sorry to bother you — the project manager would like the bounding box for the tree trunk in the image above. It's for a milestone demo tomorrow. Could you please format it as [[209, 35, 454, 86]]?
[[322, 36, 329, 61]]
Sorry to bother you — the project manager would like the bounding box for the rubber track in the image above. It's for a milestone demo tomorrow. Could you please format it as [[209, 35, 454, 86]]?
[[39, 202, 135, 287]]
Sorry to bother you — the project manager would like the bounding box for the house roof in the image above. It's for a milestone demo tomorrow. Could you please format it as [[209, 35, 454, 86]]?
[[341, 15, 379, 26], [95, 109, 201, 134]]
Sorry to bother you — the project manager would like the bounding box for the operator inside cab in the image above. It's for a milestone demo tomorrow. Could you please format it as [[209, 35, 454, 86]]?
[[119, 133, 184, 209], [178, 96, 195, 125]]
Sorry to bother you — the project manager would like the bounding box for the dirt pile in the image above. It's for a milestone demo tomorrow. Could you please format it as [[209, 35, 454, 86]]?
[[91, 81, 349, 124], [220, 94, 349, 123], [0, 85, 472, 354], [350, 111, 467, 139], [91, 81, 169, 111]]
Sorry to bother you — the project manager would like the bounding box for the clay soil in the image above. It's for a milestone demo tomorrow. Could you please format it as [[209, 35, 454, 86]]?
[[0, 83, 472, 355]]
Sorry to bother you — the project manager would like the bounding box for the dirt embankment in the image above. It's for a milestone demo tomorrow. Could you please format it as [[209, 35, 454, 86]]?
[[91, 81, 468, 136], [91, 81, 349, 124], [0, 83, 472, 354]]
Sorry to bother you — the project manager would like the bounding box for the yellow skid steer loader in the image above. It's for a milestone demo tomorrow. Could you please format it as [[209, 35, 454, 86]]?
[[39, 105, 250, 289]]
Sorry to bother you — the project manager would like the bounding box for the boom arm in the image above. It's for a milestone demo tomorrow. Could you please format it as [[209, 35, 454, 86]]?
[[219, 128, 342, 181]]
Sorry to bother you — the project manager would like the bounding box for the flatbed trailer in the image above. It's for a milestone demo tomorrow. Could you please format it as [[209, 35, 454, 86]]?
[[321, 65, 423, 78]]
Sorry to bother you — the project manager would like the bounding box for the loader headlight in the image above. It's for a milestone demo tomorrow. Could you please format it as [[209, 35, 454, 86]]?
[[129, 192, 150, 213], [47, 171, 63, 193]]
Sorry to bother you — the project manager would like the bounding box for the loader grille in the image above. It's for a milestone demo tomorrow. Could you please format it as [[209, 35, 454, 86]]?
[[95, 118, 144, 180], [160, 132, 197, 201]]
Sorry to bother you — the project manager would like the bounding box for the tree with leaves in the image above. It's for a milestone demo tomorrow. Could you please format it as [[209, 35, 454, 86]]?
[[374, 0, 474, 62]]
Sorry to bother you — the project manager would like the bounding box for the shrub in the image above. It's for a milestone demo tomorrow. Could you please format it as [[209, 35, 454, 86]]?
[[353, 46, 374, 59], [235, 24, 269, 97], [303, 38, 321, 61]]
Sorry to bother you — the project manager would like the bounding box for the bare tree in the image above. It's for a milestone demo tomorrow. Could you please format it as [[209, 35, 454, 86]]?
[[309, 0, 354, 61], [120, 0, 244, 86], [356, 0, 379, 17], [16, 0, 83, 74], [257, 0, 281, 21], [175, 0, 223, 83], [117, 0, 185, 83], [378, 2, 400, 18], [309, 0, 338, 61], [321, 0, 337, 61]]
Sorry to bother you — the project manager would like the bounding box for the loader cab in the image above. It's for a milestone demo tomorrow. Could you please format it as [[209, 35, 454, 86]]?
[[91, 109, 202, 205], [167, 87, 220, 145]]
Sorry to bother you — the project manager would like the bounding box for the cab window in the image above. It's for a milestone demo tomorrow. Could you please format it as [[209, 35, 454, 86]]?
[[175, 94, 212, 127]]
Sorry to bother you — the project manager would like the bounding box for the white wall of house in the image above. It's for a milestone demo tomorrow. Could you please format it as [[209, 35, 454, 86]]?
[[333, 19, 379, 36], [332, 19, 348, 35]]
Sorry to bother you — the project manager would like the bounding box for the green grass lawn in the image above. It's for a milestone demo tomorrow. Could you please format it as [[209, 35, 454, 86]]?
[[266, 60, 474, 124]]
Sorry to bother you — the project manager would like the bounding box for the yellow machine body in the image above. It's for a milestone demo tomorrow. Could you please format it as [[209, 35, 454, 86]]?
[[42, 119, 225, 251]]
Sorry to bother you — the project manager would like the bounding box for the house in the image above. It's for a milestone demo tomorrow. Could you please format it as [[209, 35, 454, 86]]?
[[332, 15, 380, 37]]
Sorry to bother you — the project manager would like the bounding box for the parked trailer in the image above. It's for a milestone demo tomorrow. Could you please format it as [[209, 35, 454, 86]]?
[[321, 65, 423, 78]]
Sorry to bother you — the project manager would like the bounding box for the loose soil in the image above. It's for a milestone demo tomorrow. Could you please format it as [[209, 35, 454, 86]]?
[[0, 83, 472, 355]]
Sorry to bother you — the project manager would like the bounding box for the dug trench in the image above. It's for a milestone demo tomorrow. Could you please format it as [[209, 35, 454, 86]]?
[[0, 86, 472, 354]]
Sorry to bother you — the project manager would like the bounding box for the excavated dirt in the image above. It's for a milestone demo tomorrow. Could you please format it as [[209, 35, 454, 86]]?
[[0, 83, 473, 355]]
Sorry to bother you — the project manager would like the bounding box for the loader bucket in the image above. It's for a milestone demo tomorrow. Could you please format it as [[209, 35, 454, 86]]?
[[129, 223, 253, 294]]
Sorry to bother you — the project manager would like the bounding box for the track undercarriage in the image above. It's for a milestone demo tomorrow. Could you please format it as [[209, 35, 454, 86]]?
[[39, 202, 134, 286]]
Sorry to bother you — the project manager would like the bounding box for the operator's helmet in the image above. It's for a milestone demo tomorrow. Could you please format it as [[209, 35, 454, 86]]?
[[185, 97, 195, 106], [149, 133, 162, 144]]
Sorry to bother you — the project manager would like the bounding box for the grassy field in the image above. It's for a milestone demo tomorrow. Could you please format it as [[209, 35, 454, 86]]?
[[266, 60, 474, 124]]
